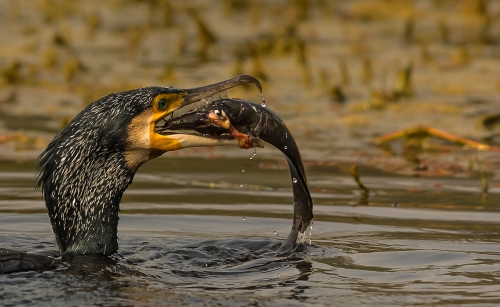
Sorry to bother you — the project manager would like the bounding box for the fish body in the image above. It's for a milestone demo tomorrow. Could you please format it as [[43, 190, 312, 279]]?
[[163, 98, 314, 250]]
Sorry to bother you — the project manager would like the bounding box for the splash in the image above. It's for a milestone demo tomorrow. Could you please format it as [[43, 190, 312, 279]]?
[[296, 222, 313, 245], [249, 147, 257, 159]]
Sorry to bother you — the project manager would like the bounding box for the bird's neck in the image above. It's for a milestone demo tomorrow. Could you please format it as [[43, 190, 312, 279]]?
[[40, 146, 134, 256]]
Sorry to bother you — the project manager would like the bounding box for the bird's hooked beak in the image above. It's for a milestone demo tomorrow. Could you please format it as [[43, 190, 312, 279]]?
[[149, 75, 263, 154], [178, 74, 262, 111]]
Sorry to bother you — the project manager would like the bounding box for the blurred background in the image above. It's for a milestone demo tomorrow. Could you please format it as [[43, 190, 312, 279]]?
[[1, 0, 500, 177], [3, 2, 500, 304]]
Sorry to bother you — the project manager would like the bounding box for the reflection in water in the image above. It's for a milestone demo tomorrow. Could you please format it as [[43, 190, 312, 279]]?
[[3, 216, 500, 306], [2, 159, 500, 306]]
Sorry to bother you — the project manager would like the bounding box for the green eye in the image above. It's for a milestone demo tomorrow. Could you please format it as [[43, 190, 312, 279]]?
[[157, 98, 168, 110]]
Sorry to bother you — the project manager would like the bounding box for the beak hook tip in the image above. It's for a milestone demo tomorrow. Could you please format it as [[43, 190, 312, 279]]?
[[182, 74, 263, 107]]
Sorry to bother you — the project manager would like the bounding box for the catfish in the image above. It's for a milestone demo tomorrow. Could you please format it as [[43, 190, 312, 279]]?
[[161, 98, 314, 251]]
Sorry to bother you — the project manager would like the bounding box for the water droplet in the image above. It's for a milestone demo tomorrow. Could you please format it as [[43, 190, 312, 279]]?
[[278, 274, 281, 278], [285, 132, 288, 138], [249, 147, 257, 160], [242, 217, 245, 221], [202, 98, 209, 105], [273, 231, 277, 235], [214, 110, 220, 114], [284, 146, 288, 149], [240, 183, 243, 188], [292, 178, 297, 183], [261, 103, 266, 107], [241, 169, 245, 173]]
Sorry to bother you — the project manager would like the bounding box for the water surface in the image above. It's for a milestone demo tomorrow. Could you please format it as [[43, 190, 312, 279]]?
[[1, 157, 500, 306]]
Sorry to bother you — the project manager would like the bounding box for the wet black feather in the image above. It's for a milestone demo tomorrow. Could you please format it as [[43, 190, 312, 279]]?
[[36, 86, 175, 256]]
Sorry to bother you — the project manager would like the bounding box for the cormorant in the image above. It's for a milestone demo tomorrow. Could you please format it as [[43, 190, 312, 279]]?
[[1, 75, 264, 273], [38, 75, 266, 256], [1, 75, 314, 274]]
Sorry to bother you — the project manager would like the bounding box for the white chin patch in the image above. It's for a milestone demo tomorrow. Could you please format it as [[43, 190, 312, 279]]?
[[124, 109, 153, 171]]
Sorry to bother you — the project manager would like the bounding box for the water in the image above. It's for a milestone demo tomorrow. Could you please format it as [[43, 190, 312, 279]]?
[[2, 158, 500, 306], [249, 148, 257, 160]]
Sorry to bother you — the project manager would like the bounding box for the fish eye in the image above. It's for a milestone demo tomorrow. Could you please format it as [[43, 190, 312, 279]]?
[[157, 98, 168, 110]]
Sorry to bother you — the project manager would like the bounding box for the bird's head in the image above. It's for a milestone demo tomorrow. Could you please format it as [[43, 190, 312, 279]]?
[[98, 74, 263, 172]]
